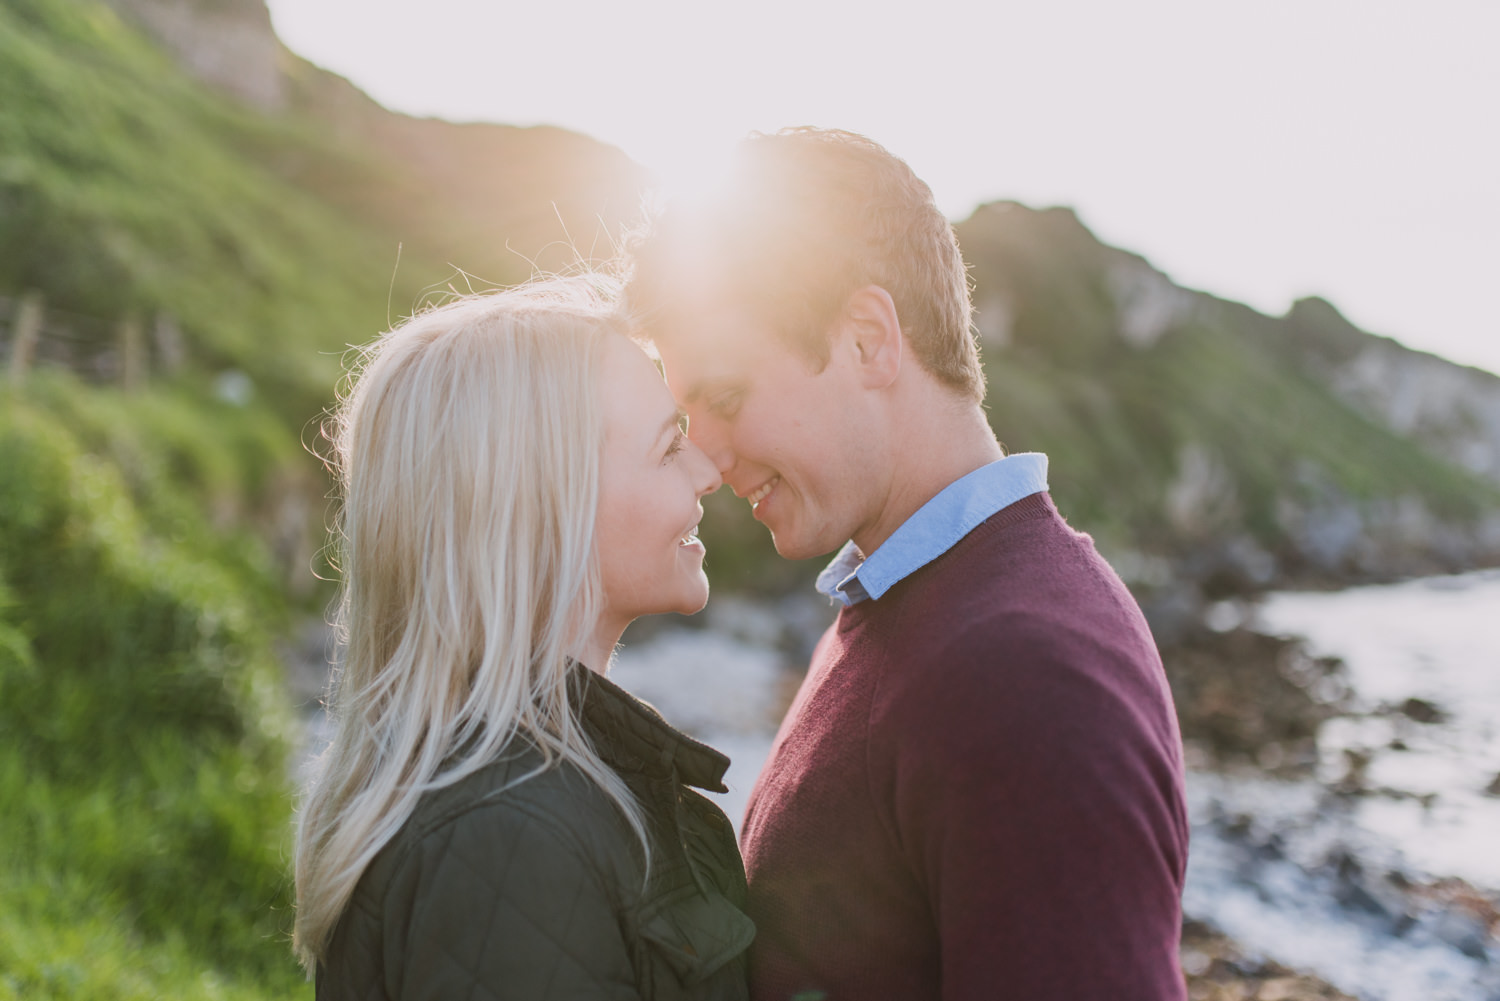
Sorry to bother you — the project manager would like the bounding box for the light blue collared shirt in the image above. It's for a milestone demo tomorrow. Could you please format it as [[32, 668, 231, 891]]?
[[814, 453, 1050, 607]]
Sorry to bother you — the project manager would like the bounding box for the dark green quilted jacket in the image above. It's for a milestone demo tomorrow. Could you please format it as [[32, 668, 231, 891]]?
[[316, 665, 754, 1000]]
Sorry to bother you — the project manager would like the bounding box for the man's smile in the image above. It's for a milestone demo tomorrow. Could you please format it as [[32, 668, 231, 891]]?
[[746, 476, 780, 508]]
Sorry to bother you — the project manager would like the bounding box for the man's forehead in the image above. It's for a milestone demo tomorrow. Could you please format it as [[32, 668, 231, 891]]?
[[653, 305, 766, 395]]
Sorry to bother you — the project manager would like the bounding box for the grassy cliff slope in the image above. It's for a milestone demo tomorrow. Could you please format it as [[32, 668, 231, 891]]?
[[956, 203, 1500, 604], [0, 1, 648, 996]]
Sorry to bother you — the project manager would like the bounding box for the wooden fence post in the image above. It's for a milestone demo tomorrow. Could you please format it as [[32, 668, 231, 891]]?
[[119, 314, 145, 391], [7, 290, 44, 387], [153, 311, 185, 374]]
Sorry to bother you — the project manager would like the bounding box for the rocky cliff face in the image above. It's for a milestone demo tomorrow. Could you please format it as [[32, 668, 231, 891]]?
[[100, 0, 647, 281], [100, 0, 283, 109], [1284, 297, 1500, 485], [955, 202, 1500, 625]]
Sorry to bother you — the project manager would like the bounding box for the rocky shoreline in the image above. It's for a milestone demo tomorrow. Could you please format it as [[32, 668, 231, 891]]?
[[1181, 918, 1358, 1000], [1170, 576, 1500, 1000]]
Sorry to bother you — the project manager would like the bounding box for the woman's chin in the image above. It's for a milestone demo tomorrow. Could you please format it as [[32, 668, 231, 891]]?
[[675, 574, 711, 617]]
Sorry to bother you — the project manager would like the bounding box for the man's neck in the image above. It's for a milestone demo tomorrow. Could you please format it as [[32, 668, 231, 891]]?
[[851, 402, 1003, 557]]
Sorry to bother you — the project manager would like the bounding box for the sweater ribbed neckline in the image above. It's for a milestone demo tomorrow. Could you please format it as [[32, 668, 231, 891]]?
[[838, 490, 1058, 627]]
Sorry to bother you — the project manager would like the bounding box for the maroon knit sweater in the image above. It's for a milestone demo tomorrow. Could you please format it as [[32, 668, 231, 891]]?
[[740, 492, 1189, 1001]]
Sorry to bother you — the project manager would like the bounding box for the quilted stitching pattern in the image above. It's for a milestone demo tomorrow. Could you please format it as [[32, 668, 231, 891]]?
[[317, 665, 751, 1001], [392, 805, 639, 1000]]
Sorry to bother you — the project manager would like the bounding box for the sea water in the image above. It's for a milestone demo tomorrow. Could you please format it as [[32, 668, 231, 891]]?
[[1184, 569, 1500, 1001]]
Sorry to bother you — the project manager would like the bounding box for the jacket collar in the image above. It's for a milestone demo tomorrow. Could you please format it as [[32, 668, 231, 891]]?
[[573, 661, 731, 794]]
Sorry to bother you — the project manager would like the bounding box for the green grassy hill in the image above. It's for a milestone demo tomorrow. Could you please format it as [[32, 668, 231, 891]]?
[[2, 0, 647, 413], [0, 1, 649, 996], [0, 377, 305, 999], [955, 203, 1500, 607], [3, 1, 384, 412]]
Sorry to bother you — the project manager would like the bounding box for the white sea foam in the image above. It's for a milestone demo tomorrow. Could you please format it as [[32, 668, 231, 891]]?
[[1254, 569, 1500, 888]]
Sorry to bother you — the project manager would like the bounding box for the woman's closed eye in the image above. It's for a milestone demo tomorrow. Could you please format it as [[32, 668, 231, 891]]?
[[663, 432, 686, 462]]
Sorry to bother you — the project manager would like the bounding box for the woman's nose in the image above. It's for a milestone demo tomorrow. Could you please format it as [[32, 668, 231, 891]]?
[[688, 439, 723, 497]]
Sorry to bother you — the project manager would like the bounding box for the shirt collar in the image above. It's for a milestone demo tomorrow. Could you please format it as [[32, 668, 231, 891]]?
[[815, 452, 1049, 607]]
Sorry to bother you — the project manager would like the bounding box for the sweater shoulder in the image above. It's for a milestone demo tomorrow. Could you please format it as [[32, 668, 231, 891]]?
[[895, 500, 1143, 649], [868, 501, 1166, 730]]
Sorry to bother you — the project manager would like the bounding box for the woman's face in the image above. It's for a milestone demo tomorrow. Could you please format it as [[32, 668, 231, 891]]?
[[595, 335, 722, 634]]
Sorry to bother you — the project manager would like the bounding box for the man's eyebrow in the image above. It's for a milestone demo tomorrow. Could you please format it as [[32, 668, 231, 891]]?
[[679, 377, 741, 407]]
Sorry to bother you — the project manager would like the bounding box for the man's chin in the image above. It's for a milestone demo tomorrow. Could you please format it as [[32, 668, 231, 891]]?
[[768, 528, 838, 563]]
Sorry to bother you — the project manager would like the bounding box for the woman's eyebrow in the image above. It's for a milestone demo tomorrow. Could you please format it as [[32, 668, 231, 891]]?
[[653, 409, 687, 451]]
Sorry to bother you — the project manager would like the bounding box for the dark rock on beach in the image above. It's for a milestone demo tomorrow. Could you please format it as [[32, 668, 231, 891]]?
[[1161, 626, 1347, 772], [1180, 919, 1361, 1000], [1395, 696, 1448, 725]]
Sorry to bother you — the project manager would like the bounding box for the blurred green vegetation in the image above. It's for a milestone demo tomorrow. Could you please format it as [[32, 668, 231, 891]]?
[[0, 0, 394, 994], [1, 0, 648, 993], [0, 0, 428, 418], [955, 203, 1500, 588], [0, 382, 307, 999], [982, 308, 1494, 546]]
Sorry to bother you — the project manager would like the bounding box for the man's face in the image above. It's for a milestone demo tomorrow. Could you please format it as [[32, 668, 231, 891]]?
[[656, 305, 882, 561]]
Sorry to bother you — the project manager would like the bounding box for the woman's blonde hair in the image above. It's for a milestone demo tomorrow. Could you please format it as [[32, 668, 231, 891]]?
[[292, 277, 646, 970]]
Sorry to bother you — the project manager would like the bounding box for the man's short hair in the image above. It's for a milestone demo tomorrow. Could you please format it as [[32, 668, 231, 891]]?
[[625, 128, 985, 402]]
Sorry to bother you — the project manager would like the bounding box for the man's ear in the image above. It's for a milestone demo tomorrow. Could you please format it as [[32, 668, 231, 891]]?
[[841, 285, 902, 389]]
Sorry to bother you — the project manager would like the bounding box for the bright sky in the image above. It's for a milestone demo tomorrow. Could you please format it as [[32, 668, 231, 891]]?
[[265, 0, 1500, 376]]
